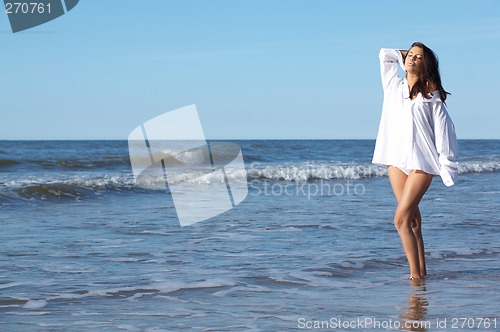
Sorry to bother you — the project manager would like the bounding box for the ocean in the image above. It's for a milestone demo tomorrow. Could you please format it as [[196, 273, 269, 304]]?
[[1, 140, 499, 331]]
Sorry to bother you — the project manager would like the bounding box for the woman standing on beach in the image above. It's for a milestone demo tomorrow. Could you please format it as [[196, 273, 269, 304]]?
[[372, 42, 459, 280]]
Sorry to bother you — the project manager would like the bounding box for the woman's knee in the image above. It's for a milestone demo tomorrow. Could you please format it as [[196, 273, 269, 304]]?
[[393, 209, 413, 230]]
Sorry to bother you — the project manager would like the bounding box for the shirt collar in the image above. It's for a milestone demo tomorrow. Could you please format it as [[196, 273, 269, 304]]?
[[403, 79, 441, 102]]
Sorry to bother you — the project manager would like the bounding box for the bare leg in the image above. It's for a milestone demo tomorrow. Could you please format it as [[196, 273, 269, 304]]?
[[388, 167, 432, 279], [412, 208, 427, 276]]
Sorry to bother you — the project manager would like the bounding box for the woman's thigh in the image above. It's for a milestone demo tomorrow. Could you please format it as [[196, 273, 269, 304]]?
[[398, 170, 433, 214], [388, 166, 408, 203]]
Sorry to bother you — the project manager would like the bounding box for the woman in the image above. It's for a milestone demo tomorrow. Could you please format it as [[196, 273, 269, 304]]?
[[372, 42, 459, 280]]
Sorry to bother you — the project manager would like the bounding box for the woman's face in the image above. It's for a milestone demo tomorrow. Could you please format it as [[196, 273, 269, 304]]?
[[405, 46, 424, 74]]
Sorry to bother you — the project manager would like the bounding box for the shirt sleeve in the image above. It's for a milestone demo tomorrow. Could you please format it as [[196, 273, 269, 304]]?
[[432, 101, 459, 186], [379, 48, 405, 91]]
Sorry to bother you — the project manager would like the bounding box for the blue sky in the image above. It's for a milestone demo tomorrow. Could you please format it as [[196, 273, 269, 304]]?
[[1, 0, 499, 139]]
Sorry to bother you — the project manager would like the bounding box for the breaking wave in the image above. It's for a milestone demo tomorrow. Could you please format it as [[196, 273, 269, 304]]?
[[0, 160, 498, 202]]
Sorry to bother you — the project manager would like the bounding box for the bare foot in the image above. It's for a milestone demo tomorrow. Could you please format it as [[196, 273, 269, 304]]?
[[408, 276, 426, 285], [408, 275, 425, 281]]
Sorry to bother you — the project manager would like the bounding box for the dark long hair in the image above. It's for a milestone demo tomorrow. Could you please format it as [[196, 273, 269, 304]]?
[[407, 42, 450, 102]]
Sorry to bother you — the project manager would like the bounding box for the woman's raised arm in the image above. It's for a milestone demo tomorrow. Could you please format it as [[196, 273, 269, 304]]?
[[379, 48, 405, 91]]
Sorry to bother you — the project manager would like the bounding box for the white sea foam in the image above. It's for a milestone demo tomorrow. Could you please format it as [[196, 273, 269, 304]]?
[[0, 281, 24, 290], [116, 324, 139, 331], [7, 311, 51, 316], [41, 278, 237, 304], [170, 148, 208, 164], [458, 161, 500, 174], [246, 164, 387, 181], [153, 278, 237, 294], [23, 299, 48, 309]]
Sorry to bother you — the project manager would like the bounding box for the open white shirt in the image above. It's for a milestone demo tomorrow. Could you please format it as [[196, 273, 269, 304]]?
[[372, 48, 459, 186]]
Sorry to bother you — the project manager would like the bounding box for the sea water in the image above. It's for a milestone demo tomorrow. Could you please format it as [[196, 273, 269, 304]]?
[[1, 140, 499, 331]]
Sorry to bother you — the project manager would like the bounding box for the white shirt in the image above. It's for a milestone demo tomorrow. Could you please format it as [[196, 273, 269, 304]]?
[[372, 48, 459, 186]]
